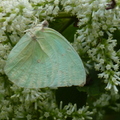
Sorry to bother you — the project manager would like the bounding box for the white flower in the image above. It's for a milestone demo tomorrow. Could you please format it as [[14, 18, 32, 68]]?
[[23, 8, 33, 17], [109, 27, 117, 32], [102, 25, 108, 30], [111, 56, 119, 63], [46, 5, 54, 14], [93, 94, 111, 107], [114, 74, 120, 81], [99, 31, 104, 36], [106, 31, 113, 37], [98, 72, 109, 79], [47, 0, 53, 2], [116, 71, 120, 76], [114, 80, 120, 85], [104, 73, 109, 79], [54, 0, 59, 5], [58, 112, 62, 117], [91, 40, 97, 46], [113, 64, 119, 71], [95, 64, 101, 71], [111, 77, 117, 83], [9, 13, 16, 20], [53, 6, 59, 15], [64, 6, 72, 12], [44, 112, 50, 118], [105, 82, 112, 90], [106, 64, 111, 70], [26, 114, 32, 120], [99, 59, 104, 64], [99, 44, 105, 49], [113, 85, 118, 94], [14, 8, 20, 13]]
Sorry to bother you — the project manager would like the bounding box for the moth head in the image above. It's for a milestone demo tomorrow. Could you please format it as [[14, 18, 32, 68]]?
[[41, 20, 49, 28]]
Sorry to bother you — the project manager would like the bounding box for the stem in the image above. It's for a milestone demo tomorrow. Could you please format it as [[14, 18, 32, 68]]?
[[54, 12, 76, 19], [4, 31, 14, 47]]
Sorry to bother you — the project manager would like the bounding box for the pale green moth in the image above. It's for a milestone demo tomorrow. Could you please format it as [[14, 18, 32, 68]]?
[[4, 20, 86, 88]]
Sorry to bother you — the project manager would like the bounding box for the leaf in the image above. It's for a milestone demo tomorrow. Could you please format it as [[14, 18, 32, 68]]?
[[4, 20, 86, 88], [78, 72, 105, 96]]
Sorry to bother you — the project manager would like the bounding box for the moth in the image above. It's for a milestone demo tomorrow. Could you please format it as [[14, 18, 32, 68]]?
[[4, 20, 86, 88]]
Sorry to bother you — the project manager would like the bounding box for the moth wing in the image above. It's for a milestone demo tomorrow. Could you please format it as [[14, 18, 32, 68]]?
[[37, 28, 86, 88], [4, 28, 86, 88]]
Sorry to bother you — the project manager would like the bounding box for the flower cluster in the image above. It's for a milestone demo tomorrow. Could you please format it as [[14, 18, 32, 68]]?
[[0, 78, 93, 119], [92, 92, 120, 120], [67, 0, 120, 93], [0, 0, 120, 119]]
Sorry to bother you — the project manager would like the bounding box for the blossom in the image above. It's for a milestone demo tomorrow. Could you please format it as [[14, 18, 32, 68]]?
[[0, 0, 120, 120], [72, 0, 120, 94]]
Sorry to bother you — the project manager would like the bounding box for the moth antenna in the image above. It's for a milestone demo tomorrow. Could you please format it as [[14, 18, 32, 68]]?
[[33, 17, 39, 26], [24, 17, 39, 33]]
